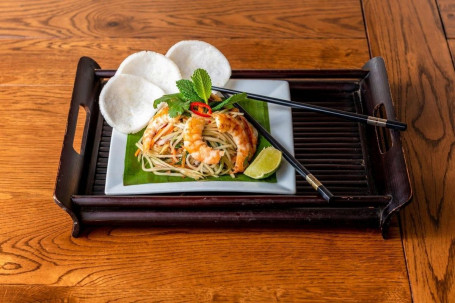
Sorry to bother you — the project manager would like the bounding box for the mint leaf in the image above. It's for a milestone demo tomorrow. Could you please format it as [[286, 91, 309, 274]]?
[[153, 93, 190, 118], [191, 69, 212, 103], [168, 100, 190, 117], [211, 93, 248, 111], [153, 93, 181, 108], [176, 79, 203, 101]]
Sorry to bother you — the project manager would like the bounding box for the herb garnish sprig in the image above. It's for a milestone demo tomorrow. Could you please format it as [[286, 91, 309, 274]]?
[[153, 68, 247, 117]]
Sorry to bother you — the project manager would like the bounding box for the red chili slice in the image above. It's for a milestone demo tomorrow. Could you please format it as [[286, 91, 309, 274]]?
[[190, 102, 212, 117]]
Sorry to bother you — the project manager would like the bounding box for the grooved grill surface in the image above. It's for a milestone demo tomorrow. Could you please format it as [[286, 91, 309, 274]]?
[[291, 95, 369, 196], [92, 92, 371, 196]]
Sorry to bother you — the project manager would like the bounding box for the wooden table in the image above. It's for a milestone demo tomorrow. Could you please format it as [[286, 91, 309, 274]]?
[[0, 0, 454, 302]]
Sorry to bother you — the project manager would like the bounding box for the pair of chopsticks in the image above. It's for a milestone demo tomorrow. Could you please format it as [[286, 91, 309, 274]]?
[[214, 86, 407, 131]]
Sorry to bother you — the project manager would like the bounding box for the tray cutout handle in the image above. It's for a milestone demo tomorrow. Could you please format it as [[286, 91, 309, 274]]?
[[54, 57, 101, 237], [72, 105, 88, 155], [373, 103, 393, 154], [362, 57, 413, 237]]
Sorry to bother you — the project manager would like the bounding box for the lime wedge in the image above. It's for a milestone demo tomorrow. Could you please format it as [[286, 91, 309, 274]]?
[[244, 147, 282, 179]]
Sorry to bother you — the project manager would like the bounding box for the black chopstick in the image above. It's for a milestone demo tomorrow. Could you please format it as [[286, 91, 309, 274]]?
[[233, 103, 334, 202], [213, 86, 407, 131]]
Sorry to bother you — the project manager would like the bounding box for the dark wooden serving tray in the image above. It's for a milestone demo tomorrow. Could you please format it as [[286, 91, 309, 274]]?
[[54, 56, 412, 238]]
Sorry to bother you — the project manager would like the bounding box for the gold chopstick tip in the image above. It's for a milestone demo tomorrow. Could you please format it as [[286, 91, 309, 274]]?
[[306, 174, 322, 190]]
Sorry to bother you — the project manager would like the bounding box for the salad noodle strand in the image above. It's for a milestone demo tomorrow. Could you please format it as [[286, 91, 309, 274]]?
[[136, 111, 241, 179]]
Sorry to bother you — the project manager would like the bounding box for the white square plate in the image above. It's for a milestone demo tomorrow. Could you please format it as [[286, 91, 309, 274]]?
[[105, 79, 296, 195]]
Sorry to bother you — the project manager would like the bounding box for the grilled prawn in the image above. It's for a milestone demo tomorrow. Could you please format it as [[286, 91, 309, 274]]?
[[213, 113, 253, 173], [183, 116, 224, 164], [142, 105, 179, 153]]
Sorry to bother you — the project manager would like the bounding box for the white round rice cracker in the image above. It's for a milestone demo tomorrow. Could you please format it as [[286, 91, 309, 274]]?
[[116, 51, 182, 94], [166, 40, 231, 87], [99, 74, 164, 134]]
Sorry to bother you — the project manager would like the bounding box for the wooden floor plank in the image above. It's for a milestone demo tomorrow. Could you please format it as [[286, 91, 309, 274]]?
[[363, 0, 455, 302], [449, 39, 455, 64], [0, 0, 365, 39], [0, 86, 411, 302], [437, 0, 455, 38], [0, 38, 370, 86], [0, 282, 407, 303]]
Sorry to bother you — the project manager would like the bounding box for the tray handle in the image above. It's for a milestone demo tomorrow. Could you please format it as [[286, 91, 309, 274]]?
[[362, 57, 413, 237], [54, 57, 101, 236]]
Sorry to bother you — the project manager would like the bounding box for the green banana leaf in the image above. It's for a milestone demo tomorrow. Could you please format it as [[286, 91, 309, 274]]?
[[123, 99, 277, 185]]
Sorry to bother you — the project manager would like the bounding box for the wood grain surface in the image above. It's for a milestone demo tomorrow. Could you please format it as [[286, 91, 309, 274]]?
[[437, 0, 455, 38], [364, 0, 455, 302], [449, 39, 455, 64], [4, 0, 453, 301], [0, 0, 365, 39], [0, 38, 369, 86]]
